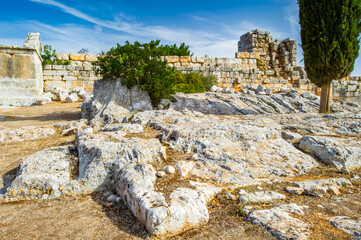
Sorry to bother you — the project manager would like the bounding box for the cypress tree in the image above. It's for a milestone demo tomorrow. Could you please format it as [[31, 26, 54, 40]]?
[[299, 0, 361, 113]]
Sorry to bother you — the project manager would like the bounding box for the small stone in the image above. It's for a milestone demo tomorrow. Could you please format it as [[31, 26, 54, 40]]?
[[354, 175, 360, 180], [328, 186, 341, 195], [57, 89, 69, 102], [115, 197, 122, 203], [104, 191, 114, 197], [107, 195, 117, 202], [210, 85, 218, 92], [66, 93, 79, 103], [286, 187, 304, 195], [238, 189, 248, 195], [162, 166, 175, 174], [157, 171, 166, 178]]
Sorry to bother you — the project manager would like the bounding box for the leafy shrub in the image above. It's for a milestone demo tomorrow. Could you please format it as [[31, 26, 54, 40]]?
[[174, 72, 205, 94], [94, 40, 194, 106], [201, 71, 218, 91], [41, 45, 70, 66]]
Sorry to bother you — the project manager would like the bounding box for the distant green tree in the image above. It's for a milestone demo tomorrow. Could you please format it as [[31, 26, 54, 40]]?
[[41, 45, 70, 66], [299, 0, 361, 113]]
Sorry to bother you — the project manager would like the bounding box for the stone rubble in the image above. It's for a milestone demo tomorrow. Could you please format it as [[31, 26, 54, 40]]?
[[290, 178, 352, 197]]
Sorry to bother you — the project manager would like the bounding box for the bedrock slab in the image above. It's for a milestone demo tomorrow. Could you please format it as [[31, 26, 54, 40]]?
[[115, 163, 221, 238], [299, 136, 361, 171]]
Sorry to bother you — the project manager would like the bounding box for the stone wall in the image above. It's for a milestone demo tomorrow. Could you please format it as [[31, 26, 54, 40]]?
[[43, 53, 100, 93], [0, 33, 50, 107], [332, 77, 361, 98], [43, 30, 361, 99]]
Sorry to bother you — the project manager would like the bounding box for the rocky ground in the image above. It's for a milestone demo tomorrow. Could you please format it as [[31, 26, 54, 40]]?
[[1, 82, 361, 239]]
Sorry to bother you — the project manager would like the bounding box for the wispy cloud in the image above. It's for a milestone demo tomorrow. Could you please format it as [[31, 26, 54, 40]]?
[[284, 2, 299, 35]]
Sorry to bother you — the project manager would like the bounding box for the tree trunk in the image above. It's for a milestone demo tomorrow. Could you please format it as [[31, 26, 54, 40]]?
[[319, 81, 332, 113]]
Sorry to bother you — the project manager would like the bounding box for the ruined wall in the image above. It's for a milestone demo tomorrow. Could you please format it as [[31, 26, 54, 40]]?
[[0, 33, 50, 107], [332, 77, 361, 98], [43, 53, 100, 93], [43, 30, 361, 98]]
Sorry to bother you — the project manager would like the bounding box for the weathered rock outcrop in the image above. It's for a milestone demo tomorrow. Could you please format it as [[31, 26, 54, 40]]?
[[76, 129, 166, 191], [81, 79, 152, 124], [115, 163, 221, 238], [6, 146, 80, 199], [299, 136, 361, 172]]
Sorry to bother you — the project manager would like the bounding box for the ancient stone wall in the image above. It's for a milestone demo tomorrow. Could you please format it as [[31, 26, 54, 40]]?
[[43, 53, 100, 93], [332, 77, 361, 98], [0, 33, 50, 107], [43, 30, 361, 98]]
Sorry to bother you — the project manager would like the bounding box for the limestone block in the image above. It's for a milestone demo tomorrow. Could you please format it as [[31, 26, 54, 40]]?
[[235, 52, 250, 59], [181, 63, 191, 67], [180, 56, 191, 63], [66, 65, 76, 70], [56, 53, 70, 61], [56, 70, 68, 76], [83, 66, 93, 71], [69, 53, 85, 61], [53, 65, 65, 70], [85, 55, 98, 62], [43, 70, 56, 76], [44, 81, 65, 92], [43, 76, 54, 81], [63, 76, 77, 81], [196, 57, 205, 63], [250, 53, 261, 59], [70, 61, 83, 67], [44, 65, 52, 70]]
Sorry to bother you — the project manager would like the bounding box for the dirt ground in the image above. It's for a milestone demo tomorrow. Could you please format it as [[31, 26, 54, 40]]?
[[0, 103, 360, 240]]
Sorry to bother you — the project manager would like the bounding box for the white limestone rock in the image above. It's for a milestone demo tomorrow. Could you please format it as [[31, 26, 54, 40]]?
[[6, 146, 79, 199], [330, 216, 361, 237], [57, 89, 69, 102], [292, 178, 352, 197], [76, 130, 166, 191], [82, 79, 152, 123], [162, 165, 176, 174], [101, 123, 143, 133], [299, 136, 361, 171], [0, 126, 55, 144], [248, 204, 310, 239], [115, 164, 217, 238], [239, 191, 286, 204]]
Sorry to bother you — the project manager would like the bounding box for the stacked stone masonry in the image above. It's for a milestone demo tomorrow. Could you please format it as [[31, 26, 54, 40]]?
[[43, 30, 361, 98], [43, 53, 100, 93]]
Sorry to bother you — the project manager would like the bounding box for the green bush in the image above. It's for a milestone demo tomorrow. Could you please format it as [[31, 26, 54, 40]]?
[[93, 40, 195, 106], [174, 72, 205, 94], [41, 45, 70, 66], [201, 71, 218, 91]]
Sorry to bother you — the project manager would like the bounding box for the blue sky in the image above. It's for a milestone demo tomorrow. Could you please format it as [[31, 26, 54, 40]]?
[[1, 0, 361, 75]]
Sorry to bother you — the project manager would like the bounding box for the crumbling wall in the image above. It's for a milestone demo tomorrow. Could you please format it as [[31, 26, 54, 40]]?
[[0, 33, 49, 107]]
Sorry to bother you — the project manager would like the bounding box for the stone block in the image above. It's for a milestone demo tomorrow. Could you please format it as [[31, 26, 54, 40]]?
[[69, 53, 85, 61], [66, 65, 76, 70], [250, 53, 261, 59], [164, 56, 179, 63], [44, 80, 65, 92], [56, 70, 69, 76], [180, 56, 191, 63], [85, 55, 98, 62], [84, 81, 94, 90], [44, 65, 52, 70], [348, 85, 357, 92], [63, 76, 77, 81], [53, 65, 65, 70], [83, 66, 93, 71], [43, 76, 54, 81], [235, 52, 250, 59], [57, 53, 70, 61], [43, 70, 56, 76], [70, 61, 83, 67], [181, 63, 191, 67], [196, 57, 205, 63]]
